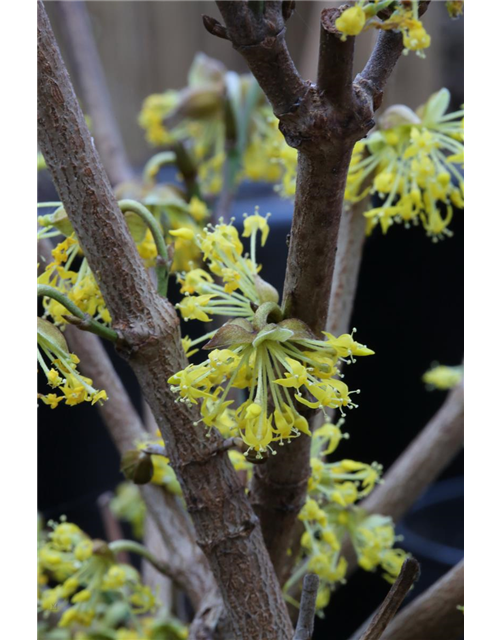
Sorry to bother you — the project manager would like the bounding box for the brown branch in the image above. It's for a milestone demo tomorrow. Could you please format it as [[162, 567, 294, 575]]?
[[326, 198, 368, 338], [97, 491, 129, 563], [358, 558, 420, 640], [293, 573, 319, 640], [209, 1, 408, 578], [379, 561, 464, 640], [141, 513, 173, 614], [53, 0, 133, 186], [61, 327, 214, 599], [317, 6, 355, 109], [62, 320, 227, 637], [354, 30, 404, 112], [37, 4, 292, 637], [354, 2, 430, 111], [212, 1, 308, 117]]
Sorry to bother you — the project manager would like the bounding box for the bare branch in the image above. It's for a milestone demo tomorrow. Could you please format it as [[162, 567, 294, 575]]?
[[360, 382, 464, 523], [326, 199, 368, 337], [379, 561, 464, 640], [358, 558, 420, 640], [54, 0, 133, 186], [211, 1, 308, 117], [318, 6, 355, 109], [37, 4, 292, 636], [141, 513, 173, 614], [293, 573, 319, 640], [355, 2, 430, 111], [355, 30, 404, 112]]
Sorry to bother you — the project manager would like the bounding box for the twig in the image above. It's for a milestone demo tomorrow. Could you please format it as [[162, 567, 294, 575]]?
[[378, 561, 464, 640], [293, 574, 319, 640], [354, 2, 430, 111], [37, 284, 118, 342], [141, 513, 173, 614], [357, 558, 420, 640], [213, 1, 308, 117], [37, 4, 292, 636], [54, 0, 133, 186], [118, 199, 171, 297]]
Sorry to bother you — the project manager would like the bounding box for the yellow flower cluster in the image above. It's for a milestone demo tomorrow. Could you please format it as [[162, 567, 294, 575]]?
[[38, 519, 157, 630], [335, 1, 432, 57], [285, 422, 407, 611], [422, 363, 463, 390], [38, 234, 111, 327], [347, 88, 464, 241], [169, 210, 374, 457], [37, 317, 107, 409], [138, 53, 283, 195]]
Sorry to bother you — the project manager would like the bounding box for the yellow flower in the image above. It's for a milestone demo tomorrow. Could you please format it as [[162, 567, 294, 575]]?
[[177, 294, 216, 322], [188, 196, 209, 222], [403, 21, 431, 52], [335, 6, 366, 38], [170, 227, 195, 241], [423, 364, 463, 390], [242, 208, 270, 246], [274, 357, 309, 388]]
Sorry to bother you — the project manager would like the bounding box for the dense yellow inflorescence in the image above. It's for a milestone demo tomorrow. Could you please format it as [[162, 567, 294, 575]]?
[[38, 518, 188, 639], [284, 421, 408, 612], [168, 210, 374, 457]]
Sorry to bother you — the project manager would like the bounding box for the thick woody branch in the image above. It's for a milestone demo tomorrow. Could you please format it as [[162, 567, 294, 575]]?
[[360, 382, 464, 523], [379, 561, 464, 640], [54, 0, 133, 186], [293, 574, 319, 640], [208, 1, 401, 577], [63, 323, 227, 638], [37, 4, 292, 637], [318, 7, 355, 109], [211, 1, 308, 117], [358, 558, 420, 640], [62, 326, 217, 604]]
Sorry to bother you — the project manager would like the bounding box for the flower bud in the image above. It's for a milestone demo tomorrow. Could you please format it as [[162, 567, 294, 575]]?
[[121, 450, 154, 485]]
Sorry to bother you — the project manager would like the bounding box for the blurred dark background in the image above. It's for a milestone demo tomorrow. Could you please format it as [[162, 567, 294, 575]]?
[[39, 2, 464, 638]]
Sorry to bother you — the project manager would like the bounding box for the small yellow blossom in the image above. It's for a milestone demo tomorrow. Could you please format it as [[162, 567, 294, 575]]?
[[336, 6, 366, 39], [423, 364, 463, 390]]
